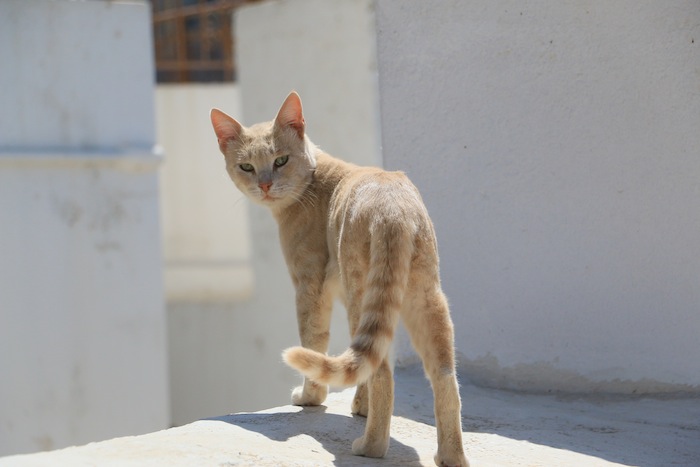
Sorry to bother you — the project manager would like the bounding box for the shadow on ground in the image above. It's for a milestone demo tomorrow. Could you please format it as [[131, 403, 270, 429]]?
[[205, 365, 700, 466], [209, 405, 423, 466], [393, 365, 700, 467]]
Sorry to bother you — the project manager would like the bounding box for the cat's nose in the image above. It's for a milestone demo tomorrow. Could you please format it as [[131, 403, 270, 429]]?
[[259, 182, 272, 193]]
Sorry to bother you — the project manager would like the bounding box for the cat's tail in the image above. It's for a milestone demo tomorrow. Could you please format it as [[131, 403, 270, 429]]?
[[282, 221, 413, 387]]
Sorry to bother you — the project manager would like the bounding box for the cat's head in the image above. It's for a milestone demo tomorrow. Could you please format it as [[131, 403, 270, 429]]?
[[210, 92, 317, 210]]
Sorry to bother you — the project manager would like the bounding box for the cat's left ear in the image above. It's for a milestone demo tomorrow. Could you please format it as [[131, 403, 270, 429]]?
[[210, 108, 242, 154], [274, 91, 305, 139]]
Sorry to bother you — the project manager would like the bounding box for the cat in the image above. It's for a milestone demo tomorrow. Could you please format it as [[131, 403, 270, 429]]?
[[210, 92, 468, 467]]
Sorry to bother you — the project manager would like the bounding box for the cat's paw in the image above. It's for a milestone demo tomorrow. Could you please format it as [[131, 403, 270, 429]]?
[[351, 383, 369, 417], [291, 383, 327, 406], [434, 451, 470, 467], [352, 435, 389, 458]]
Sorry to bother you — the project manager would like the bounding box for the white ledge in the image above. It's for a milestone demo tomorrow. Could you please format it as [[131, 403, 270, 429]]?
[[1, 365, 699, 466], [0, 148, 163, 173]]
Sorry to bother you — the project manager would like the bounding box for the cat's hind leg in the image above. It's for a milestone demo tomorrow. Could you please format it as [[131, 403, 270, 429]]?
[[403, 287, 469, 467]]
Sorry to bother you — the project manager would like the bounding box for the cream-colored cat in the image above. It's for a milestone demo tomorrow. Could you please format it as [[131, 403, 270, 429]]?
[[210, 92, 468, 467]]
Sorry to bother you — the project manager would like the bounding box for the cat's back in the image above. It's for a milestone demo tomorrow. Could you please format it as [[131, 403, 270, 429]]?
[[325, 155, 432, 241]]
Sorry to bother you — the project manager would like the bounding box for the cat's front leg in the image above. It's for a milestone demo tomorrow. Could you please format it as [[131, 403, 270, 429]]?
[[351, 382, 369, 417], [290, 278, 334, 406], [291, 380, 327, 406]]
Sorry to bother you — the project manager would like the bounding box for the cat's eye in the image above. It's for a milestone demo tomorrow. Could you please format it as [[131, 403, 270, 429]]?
[[274, 155, 289, 168], [239, 163, 255, 172]]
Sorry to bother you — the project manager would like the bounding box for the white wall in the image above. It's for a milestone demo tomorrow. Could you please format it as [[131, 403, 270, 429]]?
[[157, 84, 252, 303], [0, 0, 169, 455], [156, 84, 256, 426], [376, 1, 700, 393], [236, 0, 382, 168]]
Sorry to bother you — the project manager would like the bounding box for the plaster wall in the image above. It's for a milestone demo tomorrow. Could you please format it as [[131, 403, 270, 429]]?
[[0, 0, 168, 455], [376, 1, 700, 392], [156, 84, 252, 303], [156, 84, 254, 426]]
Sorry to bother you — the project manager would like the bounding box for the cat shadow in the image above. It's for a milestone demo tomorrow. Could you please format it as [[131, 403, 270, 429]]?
[[208, 404, 424, 466]]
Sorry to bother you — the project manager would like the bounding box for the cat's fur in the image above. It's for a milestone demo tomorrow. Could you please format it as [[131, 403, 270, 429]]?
[[210, 92, 468, 467]]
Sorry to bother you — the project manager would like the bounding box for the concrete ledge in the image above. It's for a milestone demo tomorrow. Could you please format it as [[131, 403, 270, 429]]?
[[0, 149, 163, 173], [164, 261, 253, 303], [2, 365, 699, 466]]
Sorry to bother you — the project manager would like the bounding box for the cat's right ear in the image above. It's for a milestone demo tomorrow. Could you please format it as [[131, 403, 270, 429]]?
[[210, 108, 242, 154]]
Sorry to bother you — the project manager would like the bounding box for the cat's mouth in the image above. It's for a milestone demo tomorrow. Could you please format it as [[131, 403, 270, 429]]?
[[260, 192, 279, 203], [255, 187, 289, 205]]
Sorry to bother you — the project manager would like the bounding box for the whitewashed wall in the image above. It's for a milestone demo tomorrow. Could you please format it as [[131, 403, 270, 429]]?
[[0, 0, 168, 456], [156, 84, 255, 426], [157, 84, 252, 303], [376, 1, 700, 393]]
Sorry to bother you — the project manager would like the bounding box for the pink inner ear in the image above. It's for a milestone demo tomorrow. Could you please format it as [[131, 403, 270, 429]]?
[[210, 109, 242, 149], [275, 93, 305, 138]]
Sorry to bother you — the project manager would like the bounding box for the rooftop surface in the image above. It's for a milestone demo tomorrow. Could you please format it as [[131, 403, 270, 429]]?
[[2, 365, 699, 466]]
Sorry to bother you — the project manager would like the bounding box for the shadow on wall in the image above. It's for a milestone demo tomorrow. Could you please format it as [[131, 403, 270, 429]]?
[[457, 353, 700, 395]]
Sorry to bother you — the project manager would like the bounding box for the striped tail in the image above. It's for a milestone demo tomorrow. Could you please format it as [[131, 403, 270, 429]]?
[[282, 222, 413, 387]]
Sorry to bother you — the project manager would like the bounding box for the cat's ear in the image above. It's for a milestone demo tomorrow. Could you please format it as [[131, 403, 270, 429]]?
[[210, 108, 242, 153], [274, 91, 305, 139]]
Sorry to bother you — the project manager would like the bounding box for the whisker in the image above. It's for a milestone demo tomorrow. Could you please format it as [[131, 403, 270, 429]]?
[[228, 193, 247, 210], [290, 186, 318, 214]]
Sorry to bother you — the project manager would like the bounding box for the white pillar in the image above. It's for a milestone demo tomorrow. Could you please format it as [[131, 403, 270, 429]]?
[[0, 0, 169, 455]]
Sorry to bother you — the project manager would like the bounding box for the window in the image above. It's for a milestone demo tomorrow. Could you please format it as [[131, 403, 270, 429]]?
[[151, 0, 259, 83]]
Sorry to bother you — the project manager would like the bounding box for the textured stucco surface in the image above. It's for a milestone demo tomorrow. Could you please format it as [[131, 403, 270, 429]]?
[[0, 0, 168, 456], [376, 0, 700, 392]]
